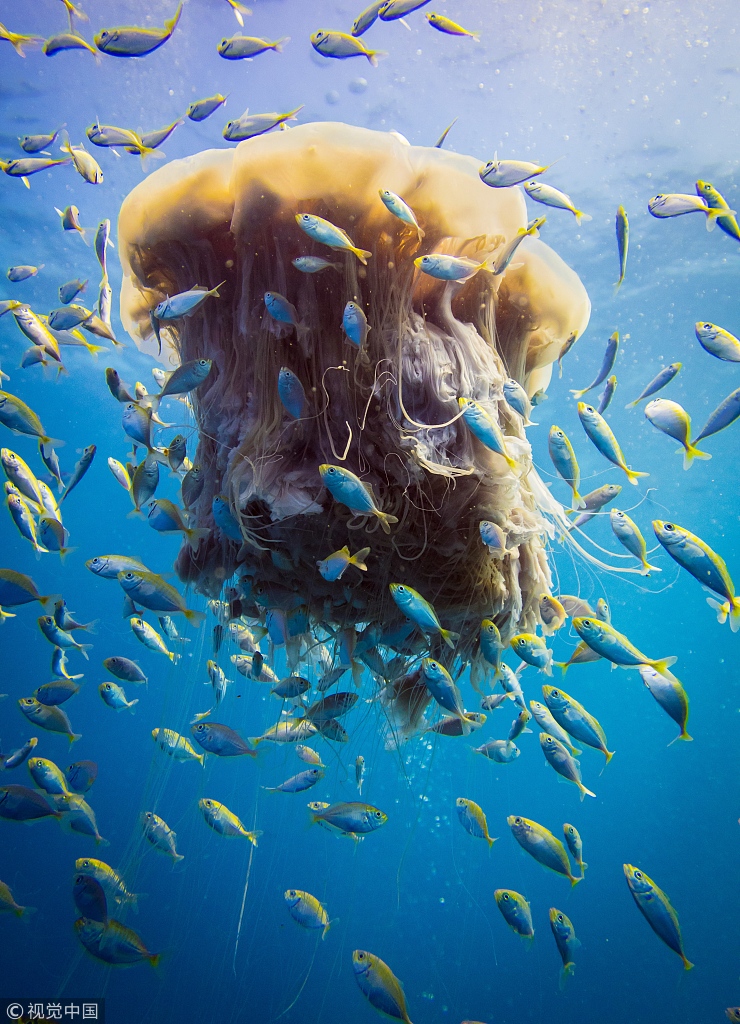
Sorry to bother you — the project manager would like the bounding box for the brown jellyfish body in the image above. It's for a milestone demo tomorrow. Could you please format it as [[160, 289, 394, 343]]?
[[118, 122, 590, 658]]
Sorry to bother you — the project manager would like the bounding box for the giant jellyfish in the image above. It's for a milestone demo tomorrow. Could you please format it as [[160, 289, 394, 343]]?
[[117, 122, 591, 668]]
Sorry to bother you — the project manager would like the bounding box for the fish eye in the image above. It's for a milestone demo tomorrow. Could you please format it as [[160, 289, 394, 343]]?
[[664, 523, 675, 532], [514, 816, 522, 825], [199, 359, 208, 366], [582, 619, 591, 627], [703, 323, 712, 330], [125, 572, 134, 579], [196, 724, 205, 731], [145, 812, 152, 819], [374, 810, 383, 818], [557, 913, 564, 923], [635, 871, 642, 879], [357, 951, 365, 960], [502, 892, 509, 901]]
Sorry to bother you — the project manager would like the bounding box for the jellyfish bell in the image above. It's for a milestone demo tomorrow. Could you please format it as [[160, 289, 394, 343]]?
[[117, 121, 590, 652]]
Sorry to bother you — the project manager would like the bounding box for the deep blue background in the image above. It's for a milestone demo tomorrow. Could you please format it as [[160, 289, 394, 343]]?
[[0, 1, 739, 1021]]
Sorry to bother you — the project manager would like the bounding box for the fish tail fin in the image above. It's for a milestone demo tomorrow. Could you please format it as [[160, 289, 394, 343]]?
[[69, 732, 82, 744], [486, 835, 495, 849], [706, 596, 729, 624], [625, 398, 640, 409], [351, 546, 371, 571], [376, 510, 398, 534], [705, 208, 721, 231], [441, 628, 460, 650], [682, 955, 694, 971], [504, 452, 519, 471], [650, 656, 678, 680], [554, 661, 570, 676], [39, 436, 65, 450], [559, 963, 576, 990], [166, 1, 184, 34], [575, 211, 592, 225], [246, 829, 263, 847], [668, 728, 693, 745], [137, 392, 161, 412], [79, 644, 92, 660], [128, 699, 140, 712], [570, 745, 583, 756], [571, 487, 586, 509], [184, 527, 211, 551], [184, 608, 206, 627], [18, 905, 36, 921], [352, 246, 373, 264], [149, 953, 162, 969], [367, 49, 388, 67], [570, 873, 582, 887], [579, 783, 596, 800], [604, 749, 615, 765], [640, 560, 661, 576], [272, 36, 290, 52], [166, 650, 177, 662], [683, 442, 711, 470], [730, 598, 740, 632], [173, 852, 185, 863], [625, 468, 649, 485], [569, 387, 587, 399], [0, 608, 16, 622]]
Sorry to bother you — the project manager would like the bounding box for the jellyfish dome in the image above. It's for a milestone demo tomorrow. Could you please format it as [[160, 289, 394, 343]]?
[[118, 122, 590, 652]]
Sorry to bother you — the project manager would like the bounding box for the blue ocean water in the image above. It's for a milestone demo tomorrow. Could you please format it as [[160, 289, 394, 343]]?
[[1, 1, 739, 1022]]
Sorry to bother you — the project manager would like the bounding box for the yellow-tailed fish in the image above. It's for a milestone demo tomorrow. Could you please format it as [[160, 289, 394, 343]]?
[[573, 615, 677, 678], [549, 907, 579, 984], [455, 798, 495, 847], [539, 594, 567, 636], [425, 12, 479, 38], [623, 864, 693, 970], [563, 823, 587, 876], [609, 509, 660, 575], [391, 585, 459, 648], [296, 213, 372, 263], [644, 399, 709, 470], [571, 331, 619, 400], [94, 3, 183, 57], [152, 728, 204, 765], [548, 425, 584, 508], [319, 464, 397, 532], [510, 633, 552, 674], [494, 889, 534, 942], [310, 30, 386, 67], [539, 733, 596, 801], [638, 666, 691, 743], [615, 205, 628, 288], [626, 363, 681, 409], [524, 180, 590, 224], [352, 950, 412, 1023], [199, 797, 261, 843], [284, 889, 331, 937], [508, 814, 581, 886], [577, 402, 648, 485], [652, 519, 740, 630], [696, 179, 740, 243], [541, 685, 614, 764]]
